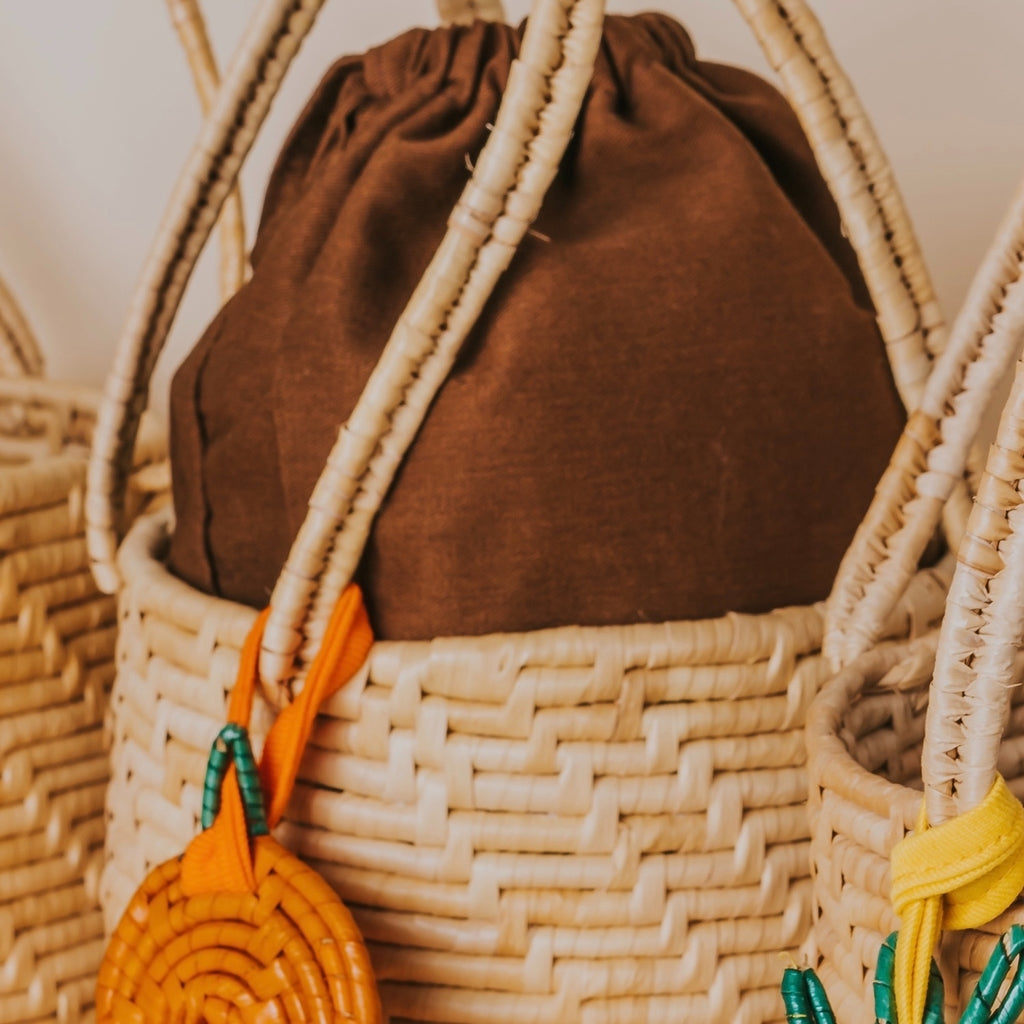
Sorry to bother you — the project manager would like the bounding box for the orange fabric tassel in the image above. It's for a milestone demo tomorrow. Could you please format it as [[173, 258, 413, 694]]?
[[181, 588, 372, 896]]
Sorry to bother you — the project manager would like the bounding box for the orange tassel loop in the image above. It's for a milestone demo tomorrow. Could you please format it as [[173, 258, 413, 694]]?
[[96, 586, 381, 1023]]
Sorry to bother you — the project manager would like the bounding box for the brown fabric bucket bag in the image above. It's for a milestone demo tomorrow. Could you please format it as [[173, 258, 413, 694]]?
[[168, 12, 903, 640]]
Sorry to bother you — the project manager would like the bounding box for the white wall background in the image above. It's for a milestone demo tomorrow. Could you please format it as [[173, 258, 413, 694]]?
[[1, 1, 1022, 421]]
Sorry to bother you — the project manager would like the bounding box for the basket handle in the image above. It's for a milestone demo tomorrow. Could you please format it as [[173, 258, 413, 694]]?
[[0, 272, 45, 377], [438, 0, 506, 25], [166, 0, 249, 302], [920, 330, 1024, 825], [734, 0, 945, 413], [85, 0, 947, 699], [823, 175, 1024, 670]]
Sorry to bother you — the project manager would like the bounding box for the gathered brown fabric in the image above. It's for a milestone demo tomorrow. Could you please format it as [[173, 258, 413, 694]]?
[[169, 13, 904, 641]]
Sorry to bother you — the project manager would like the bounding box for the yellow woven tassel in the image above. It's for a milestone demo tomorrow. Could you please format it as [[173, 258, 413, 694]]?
[[890, 774, 1024, 1024]]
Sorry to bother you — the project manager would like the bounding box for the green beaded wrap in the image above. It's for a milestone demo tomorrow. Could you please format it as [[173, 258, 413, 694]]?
[[781, 925, 1024, 1023], [960, 925, 1024, 1024], [782, 961, 837, 1023], [873, 933, 943, 1024], [201, 723, 269, 836]]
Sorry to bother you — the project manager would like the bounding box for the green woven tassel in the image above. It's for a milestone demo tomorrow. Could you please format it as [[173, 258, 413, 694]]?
[[782, 926, 1024, 1024], [782, 962, 837, 1023], [201, 723, 269, 837]]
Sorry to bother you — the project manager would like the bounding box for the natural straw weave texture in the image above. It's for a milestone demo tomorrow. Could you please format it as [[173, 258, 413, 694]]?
[[808, 169, 1024, 1022], [0, 372, 166, 1024], [89, 1, 952, 1021], [106, 510, 949, 1024]]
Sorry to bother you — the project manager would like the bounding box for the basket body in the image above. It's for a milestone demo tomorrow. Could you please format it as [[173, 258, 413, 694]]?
[[806, 636, 1024, 1023], [102, 508, 945, 1024], [0, 382, 164, 1024]]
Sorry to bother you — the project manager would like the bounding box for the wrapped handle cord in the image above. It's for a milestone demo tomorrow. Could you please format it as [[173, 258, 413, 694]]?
[[166, 0, 248, 300]]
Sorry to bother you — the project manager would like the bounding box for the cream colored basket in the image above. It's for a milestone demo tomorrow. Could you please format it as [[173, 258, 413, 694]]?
[[87, 1, 954, 1021], [0, 341, 166, 1022], [807, 173, 1024, 1021]]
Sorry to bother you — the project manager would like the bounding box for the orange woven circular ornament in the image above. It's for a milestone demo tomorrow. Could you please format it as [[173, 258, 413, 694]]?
[[97, 832, 379, 1022], [96, 588, 382, 1023]]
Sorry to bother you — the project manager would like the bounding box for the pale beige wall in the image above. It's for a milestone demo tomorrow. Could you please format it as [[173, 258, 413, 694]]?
[[1, 1, 1022, 416]]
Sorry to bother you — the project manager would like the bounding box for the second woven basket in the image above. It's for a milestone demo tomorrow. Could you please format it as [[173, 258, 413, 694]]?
[[0, 311, 166, 1023], [807, 164, 1024, 1021]]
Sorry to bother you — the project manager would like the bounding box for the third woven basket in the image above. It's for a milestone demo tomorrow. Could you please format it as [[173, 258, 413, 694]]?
[[0, 298, 166, 1022], [86, 1, 952, 1021], [807, 166, 1024, 1021]]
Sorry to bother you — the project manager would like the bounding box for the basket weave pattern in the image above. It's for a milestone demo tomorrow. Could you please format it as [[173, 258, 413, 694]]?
[[103, 513, 949, 1023]]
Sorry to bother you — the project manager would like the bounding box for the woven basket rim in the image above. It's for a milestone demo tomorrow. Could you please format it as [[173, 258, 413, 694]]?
[[120, 504, 831, 656], [806, 634, 939, 832]]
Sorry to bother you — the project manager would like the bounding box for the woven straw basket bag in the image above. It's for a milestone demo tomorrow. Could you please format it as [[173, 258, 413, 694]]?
[[0, 285, 166, 1023], [85, 1, 958, 1021], [805, 162, 1024, 1021]]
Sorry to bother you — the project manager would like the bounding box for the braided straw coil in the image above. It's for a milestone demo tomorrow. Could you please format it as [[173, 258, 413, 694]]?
[[99, 839, 379, 1022], [91, 1, 951, 1021], [808, 166, 1024, 1021]]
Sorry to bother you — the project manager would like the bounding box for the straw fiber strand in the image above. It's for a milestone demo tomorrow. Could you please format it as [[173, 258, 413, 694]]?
[[737, 0, 944, 412], [921, 357, 1024, 824], [258, 0, 607, 698], [738, 0, 974, 567], [0, 377, 165, 1023], [102, 507, 945, 1023], [85, 0, 329, 594]]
